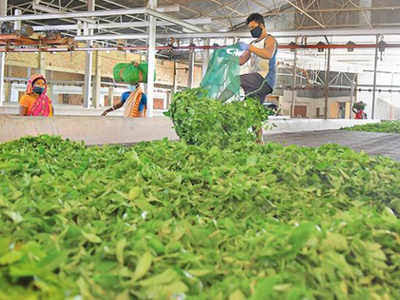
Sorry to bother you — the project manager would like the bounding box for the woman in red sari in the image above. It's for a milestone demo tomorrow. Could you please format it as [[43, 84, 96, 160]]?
[[19, 74, 53, 116]]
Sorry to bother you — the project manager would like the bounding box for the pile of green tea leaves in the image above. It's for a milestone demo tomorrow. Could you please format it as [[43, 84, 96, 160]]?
[[164, 89, 270, 147], [344, 120, 400, 134], [1, 135, 400, 299]]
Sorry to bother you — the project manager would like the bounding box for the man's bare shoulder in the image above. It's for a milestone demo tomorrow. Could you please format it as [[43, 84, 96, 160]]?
[[264, 35, 277, 48], [266, 34, 277, 43]]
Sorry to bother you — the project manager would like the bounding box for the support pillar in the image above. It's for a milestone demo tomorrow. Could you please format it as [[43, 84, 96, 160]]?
[[290, 49, 297, 118], [93, 50, 101, 108], [83, 44, 93, 108], [349, 74, 357, 119], [108, 86, 114, 106], [324, 48, 331, 120], [188, 39, 195, 88], [371, 35, 379, 120], [3, 81, 10, 104], [14, 9, 21, 31], [0, 0, 7, 106], [83, 0, 95, 108], [146, 0, 157, 117], [202, 38, 210, 77], [0, 50, 5, 106], [173, 59, 177, 93]]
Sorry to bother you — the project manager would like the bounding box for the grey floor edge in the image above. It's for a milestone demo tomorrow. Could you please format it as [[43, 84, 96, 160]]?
[[264, 130, 400, 161]]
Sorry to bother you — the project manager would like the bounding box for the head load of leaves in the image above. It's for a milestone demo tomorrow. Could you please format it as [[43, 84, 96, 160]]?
[[164, 88, 271, 147], [1, 135, 400, 299], [353, 101, 366, 111]]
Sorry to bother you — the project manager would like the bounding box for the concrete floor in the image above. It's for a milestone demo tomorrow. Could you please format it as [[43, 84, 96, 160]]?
[[264, 130, 400, 161]]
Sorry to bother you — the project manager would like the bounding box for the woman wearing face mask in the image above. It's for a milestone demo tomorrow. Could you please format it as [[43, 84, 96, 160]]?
[[101, 82, 147, 117], [19, 74, 54, 116]]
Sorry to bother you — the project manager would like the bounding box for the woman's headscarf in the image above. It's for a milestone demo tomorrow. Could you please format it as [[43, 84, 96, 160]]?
[[25, 74, 52, 116], [26, 74, 47, 94]]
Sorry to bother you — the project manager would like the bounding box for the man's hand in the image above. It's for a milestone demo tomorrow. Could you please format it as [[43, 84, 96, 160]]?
[[237, 42, 249, 51], [249, 36, 277, 59]]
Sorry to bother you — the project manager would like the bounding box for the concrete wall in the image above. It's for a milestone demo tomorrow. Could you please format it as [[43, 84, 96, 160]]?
[[4, 52, 202, 87], [357, 72, 400, 120], [278, 90, 353, 118], [265, 118, 380, 134], [6, 51, 141, 77], [0, 115, 178, 145], [2, 51, 203, 109], [375, 98, 400, 120], [3, 84, 170, 112], [156, 59, 202, 87]]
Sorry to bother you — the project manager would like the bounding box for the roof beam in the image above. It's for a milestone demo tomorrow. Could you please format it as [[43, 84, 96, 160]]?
[[0, 7, 146, 22], [284, 0, 326, 29], [74, 26, 400, 41], [0, 7, 203, 32], [32, 18, 212, 32], [33, 0, 96, 24], [231, 2, 293, 30], [206, 0, 242, 16], [146, 8, 203, 33]]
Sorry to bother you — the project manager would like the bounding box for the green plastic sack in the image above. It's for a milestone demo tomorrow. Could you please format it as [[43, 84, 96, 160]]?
[[200, 45, 240, 100], [113, 62, 155, 84]]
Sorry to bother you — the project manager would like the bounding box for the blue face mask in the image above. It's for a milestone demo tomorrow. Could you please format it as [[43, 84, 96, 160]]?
[[33, 86, 45, 95], [250, 26, 263, 38]]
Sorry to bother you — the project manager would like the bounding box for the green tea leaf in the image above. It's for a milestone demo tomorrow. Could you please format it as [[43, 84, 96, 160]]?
[[128, 187, 142, 201], [0, 250, 23, 265], [139, 269, 177, 287], [133, 252, 152, 281], [187, 269, 212, 277], [230, 289, 246, 300], [82, 232, 102, 243], [116, 239, 127, 265], [4, 211, 23, 223]]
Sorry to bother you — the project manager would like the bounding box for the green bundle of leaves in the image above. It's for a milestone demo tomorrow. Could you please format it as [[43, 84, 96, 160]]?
[[164, 89, 270, 147], [1, 135, 400, 299], [353, 101, 366, 111], [345, 120, 400, 134]]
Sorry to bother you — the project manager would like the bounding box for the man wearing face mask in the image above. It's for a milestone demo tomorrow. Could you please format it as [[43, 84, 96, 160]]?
[[19, 74, 54, 116], [219, 14, 277, 143], [237, 13, 277, 105], [101, 82, 147, 117]]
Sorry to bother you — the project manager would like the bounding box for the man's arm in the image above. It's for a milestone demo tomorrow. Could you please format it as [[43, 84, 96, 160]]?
[[249, 36, 276, 59], [239, 50, 250, 65]]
